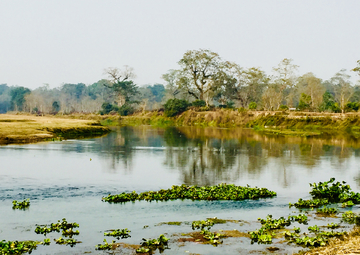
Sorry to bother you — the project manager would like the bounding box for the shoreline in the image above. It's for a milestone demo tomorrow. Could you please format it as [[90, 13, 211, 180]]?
[[0, 114, 110, 145]]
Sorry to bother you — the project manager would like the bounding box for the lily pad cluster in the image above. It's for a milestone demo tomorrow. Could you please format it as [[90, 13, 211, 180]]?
[[12, 199, 30, 210], [102, 183, 277, 203]]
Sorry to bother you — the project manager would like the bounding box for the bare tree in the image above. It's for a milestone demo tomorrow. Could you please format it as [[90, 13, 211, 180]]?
[[331, 69, 353, 113]]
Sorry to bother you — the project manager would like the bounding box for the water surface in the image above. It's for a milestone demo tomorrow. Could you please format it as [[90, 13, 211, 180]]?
[[1, 126, 360, 254]]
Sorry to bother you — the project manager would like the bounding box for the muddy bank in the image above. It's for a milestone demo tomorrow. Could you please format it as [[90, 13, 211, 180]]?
[[0, 114, 110, 145]]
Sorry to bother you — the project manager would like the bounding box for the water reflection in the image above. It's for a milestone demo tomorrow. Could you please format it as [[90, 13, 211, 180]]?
[[54, 126, 360, 188]]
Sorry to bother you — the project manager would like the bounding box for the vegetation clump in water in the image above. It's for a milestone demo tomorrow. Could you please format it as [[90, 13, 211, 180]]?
[[35, 218, 79, 236], [136, 234, 169, 253], [104, 229, 131, 239], [102, 183, 277, 203], [12, 199, 30, 210], [0, 240, 39, 254]]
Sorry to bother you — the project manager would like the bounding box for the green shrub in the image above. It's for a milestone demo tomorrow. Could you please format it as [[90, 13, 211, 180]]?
[[100, 103, 119, 115], [279, 105, 289, 110], [164, 99, 189, 117], [192, 100, 206, 107], [249, 102, 257, 110], [118, 104, 135, 116]]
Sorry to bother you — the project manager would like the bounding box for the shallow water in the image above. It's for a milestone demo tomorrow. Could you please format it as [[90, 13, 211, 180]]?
[[1, 126, 360, 254]]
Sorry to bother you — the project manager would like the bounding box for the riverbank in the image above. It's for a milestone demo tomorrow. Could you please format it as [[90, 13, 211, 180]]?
[[116, 109, 360, 135], [0, 114, 110, 145]]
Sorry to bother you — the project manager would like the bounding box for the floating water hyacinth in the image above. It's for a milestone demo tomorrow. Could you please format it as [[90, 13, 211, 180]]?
[[102, 183, 277, 203]]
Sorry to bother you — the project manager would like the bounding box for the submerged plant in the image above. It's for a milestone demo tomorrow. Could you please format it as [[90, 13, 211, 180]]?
[[12, 199, 30, 210], [102, 183, 277, 203]]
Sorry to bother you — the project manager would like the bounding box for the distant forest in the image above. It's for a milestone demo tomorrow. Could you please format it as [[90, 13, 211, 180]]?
[[1, 50, 360, 115]]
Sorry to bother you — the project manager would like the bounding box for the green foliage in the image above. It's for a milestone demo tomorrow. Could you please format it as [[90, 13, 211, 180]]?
[[35, 218, 79, 236], [342, 211, 357, 224], [0, 240, 39, 254], [345, 102, 359, 112], [289, 198, 329, 208], [342, 200, 355, 207], [308, 225, 320, 233], [118, 103, 135, 116], [298, 93, 311, 111], [192, 100, 206, 107], [249, 228, 273, 244], [136, 234, 169, 253], [102, 183, 277, 203], [309, 178, 352, 203], [258, 215, 291, 230], [95, 239, 115, 250], [12, 199, 30, 210], [279, 105, 289, 110], [54, 237, 79, 247], [99, 102, 119, 115], [104, 229, 131, 239], [200, 229, 224, 246], [316, 207, 338, 215], [191, 220, 214, 231], [42, 239, 51, 245], [52, 101, 60, 113], [327, 223, 340, 229], [10, 86, 31, 111], [248, 102, 257, 110], [164, 98, 189, 117]]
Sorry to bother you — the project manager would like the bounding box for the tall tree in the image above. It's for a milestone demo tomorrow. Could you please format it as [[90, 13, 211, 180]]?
[[174, 49, 235, 104], [272, 58, 299, 107], [104, 66, 139, 106], [297, 73, 325, 110], [10, 86, 31, 111], [331, 69, 353, 113]]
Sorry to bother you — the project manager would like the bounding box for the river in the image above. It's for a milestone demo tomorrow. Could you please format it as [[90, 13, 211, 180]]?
[[1, 126, 360, 254]]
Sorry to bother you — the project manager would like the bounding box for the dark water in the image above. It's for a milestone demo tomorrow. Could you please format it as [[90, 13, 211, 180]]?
[[1, 126, 360, 254]]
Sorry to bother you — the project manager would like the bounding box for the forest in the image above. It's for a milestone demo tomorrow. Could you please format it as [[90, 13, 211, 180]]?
[[1, 49, 360, 115]]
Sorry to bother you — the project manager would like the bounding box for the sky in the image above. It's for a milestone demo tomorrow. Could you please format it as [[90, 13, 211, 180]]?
[[0, 0, 360, 89]]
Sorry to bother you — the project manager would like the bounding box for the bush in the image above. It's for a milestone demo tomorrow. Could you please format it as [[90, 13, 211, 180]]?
[[345, 102, 359, 112], [118, 104, 135, 116], [249, 102, 257, 110], [164, 99, 189, 117], [192, 100, 206, 107], [100, 103, 119, 115], [279, 105, 289, 111]]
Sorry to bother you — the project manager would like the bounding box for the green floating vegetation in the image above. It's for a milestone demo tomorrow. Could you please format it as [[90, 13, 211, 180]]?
[[192, 220, 214, 231], [327, 223, 340, 229], [102, 183, 277, 203], [35, 218, 79, 236], [249, 214, 308, 244], [95, 239, 115, 250], [316, 207, 338, 216], [342, 200, 355, 208], [308, 225, 320, 233], [190, 219, 224, 246], [341, 211, 360, 224], [290, 178, 360, 209], [54, 237, 80, 247], [136, 234, 169, 254], [0, 240, 39, 254], [104, 229, 131, 239], [12, 199, 30, 210]]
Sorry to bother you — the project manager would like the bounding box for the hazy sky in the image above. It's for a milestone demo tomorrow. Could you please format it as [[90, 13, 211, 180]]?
[[1, 0, 359, 89]]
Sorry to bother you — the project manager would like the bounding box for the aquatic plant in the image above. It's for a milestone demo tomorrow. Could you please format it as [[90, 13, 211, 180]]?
[[95, 239, 115, 250], [342, 211, 358, 224], [104, 228, 131, 239], [54, 237, 79, 247], [0, 240, 39, 254], [327, 223, 340, 229], [192, 220, 214, 231], [316, 207, 338, 216], [291, 235, 327, 247], [249, 228, 273, 244], [42, 239, 51, 245], [200, 230, 224, 246], [12, 199, 30, 210], [289, 198, 329, 208], [308, 225, 320, 233], [342, 200, 355, 207], [35, 218, 79, 236], [102, 183, 277, 203], [258, 215, 291, 230], [136, 234, 169, 253], [288, 214, 308, 224]]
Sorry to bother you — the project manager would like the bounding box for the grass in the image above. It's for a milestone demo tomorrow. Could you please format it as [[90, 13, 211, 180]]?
[[0, 114, 110, 145]]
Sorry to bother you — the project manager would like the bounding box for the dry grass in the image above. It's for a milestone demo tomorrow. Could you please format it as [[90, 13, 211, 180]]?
[[298, 227, 360, 255], [0, 114, 109, 145]]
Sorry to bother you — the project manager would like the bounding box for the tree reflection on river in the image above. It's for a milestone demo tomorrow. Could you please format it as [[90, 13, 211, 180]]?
[[58, 126, 360, 189]]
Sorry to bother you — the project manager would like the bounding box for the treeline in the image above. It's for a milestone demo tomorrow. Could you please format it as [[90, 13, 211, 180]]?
[[1, 50, 359, 115]]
